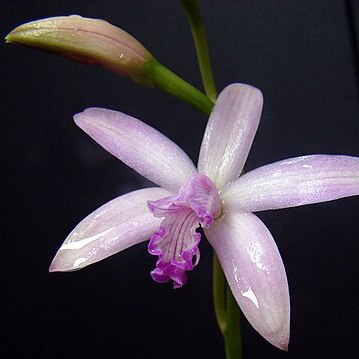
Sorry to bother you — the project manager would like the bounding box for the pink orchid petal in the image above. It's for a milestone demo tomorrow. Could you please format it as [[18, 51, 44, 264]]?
[[222, 155, 359, 212], [74, 108, 197, 192], [206, 212, 290, 350], [49, 187, 171, 272], [198, 83, 263, 190]]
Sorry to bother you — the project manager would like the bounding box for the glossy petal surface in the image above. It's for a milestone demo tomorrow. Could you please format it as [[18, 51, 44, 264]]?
[[206, 211, 290, 350], [50, 187, 171, 272], [198, 83, 263, 190], [222, 155, 359, 212], [75, 108, 197, 192]]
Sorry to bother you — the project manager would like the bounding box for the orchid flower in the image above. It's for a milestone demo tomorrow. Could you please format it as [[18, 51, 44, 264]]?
[[49, 83, 359, 350]]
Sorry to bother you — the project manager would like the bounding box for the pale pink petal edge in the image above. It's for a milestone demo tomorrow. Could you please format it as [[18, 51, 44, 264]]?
[[198, 83, 263, 190], [49, 187, 171, 272], [222, 155, 359, 212], [75, 108, 197, 192]]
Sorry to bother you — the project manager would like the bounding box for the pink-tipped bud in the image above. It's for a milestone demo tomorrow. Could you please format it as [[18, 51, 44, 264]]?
[[6, 15, 153, 83]]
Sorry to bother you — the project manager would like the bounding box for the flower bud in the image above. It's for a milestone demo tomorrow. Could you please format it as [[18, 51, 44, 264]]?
[[6, 15, 153, 83]]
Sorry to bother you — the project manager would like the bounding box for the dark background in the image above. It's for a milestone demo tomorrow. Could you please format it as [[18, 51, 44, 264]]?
[[2, 1, 359, 358]]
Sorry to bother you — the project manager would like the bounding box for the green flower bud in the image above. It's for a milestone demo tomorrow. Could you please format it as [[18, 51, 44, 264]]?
[[6, 15, 153, 84]]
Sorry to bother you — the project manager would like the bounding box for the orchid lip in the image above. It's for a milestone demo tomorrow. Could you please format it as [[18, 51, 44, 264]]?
[[147, 173, 220, 288]]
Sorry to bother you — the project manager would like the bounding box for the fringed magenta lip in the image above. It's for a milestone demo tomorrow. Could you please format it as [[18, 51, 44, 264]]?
[[147, 173, 220, 288]]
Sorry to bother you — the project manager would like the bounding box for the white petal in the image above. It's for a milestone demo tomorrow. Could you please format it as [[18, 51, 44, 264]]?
[[206, 212, 290, 350], [75, 108, 197, 192], [198, 83, 263, 190], [222, 155, 359, 212], [49, 187, 172, 271]]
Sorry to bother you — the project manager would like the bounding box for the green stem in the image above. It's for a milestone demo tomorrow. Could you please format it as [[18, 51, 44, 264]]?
[[224, 285, 242, 359], [180, 0, 217, 101], [213, 253, 243, 359], [213, 253, 226, 335], [143, 58, 213, 115]]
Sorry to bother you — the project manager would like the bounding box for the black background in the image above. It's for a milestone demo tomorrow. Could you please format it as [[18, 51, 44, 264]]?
[[2, 1, 359, 358]]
